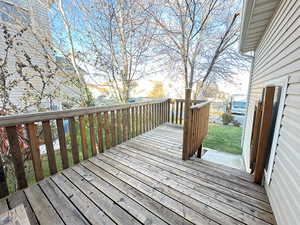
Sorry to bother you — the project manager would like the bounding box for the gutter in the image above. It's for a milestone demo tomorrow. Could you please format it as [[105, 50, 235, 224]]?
[[239, 0, 256, 52]]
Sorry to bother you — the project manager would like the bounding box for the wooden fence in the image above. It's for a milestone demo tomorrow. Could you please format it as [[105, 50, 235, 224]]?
[[0, 99, 169, 198], [182, 101, 210, 160]]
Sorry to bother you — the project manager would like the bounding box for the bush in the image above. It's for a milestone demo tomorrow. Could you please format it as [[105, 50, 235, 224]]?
[[221, 112, 233, 125], [232, 120, 241, 127]]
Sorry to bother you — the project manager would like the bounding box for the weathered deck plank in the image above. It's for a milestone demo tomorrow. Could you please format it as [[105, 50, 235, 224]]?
[[101, 149, 273, 225], [24, 184, 64, 225], [39, 179, 90, 225], [116, 145, 273, 213], [61, 169, 142, 225], [0, 123, 275, 225], [0, 199, 8, 215], [73, 164, 185, 225], [125, 137, 268, 200]]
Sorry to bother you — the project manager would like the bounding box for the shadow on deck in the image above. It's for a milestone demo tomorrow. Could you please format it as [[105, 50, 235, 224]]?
[[0, 123, 275, 225]]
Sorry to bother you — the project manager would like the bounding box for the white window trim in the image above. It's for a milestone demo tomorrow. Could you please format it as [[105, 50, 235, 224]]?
[[264, 76, 289, 185]]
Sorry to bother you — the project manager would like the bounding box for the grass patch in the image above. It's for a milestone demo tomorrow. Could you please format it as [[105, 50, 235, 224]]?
[[203, 124, 242, 155]]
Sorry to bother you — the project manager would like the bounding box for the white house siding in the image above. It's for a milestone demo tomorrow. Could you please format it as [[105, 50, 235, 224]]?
[[243, 0, 300, 224], [0, 0, 80, 112]]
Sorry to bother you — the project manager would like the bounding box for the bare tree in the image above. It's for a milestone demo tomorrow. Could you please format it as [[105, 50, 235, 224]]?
[[192, 11, 250, 99], [144, 0, 248, 96], [73, 0, 156, 102], [50, 0, 94, 106]]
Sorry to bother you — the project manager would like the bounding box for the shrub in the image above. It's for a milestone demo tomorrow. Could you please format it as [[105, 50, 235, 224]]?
[[232, 120, 241, 127], [221, 112, 233, 125]]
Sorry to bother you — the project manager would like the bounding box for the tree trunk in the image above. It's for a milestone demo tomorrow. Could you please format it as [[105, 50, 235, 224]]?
[[182, 88, 192, 160]]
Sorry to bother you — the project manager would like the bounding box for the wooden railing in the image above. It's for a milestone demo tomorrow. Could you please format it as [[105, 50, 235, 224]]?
[[0, 99, 169, 198], [182, 101, 210, 160], [169, 99, 202, 125]]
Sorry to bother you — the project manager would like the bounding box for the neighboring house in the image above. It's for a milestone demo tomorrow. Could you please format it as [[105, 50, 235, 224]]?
[[0, 0, 79, 112], [240, 0, 300, 224]]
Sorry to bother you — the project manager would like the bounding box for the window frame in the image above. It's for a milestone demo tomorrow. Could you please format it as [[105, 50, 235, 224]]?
[[264, 76, 289, 185]]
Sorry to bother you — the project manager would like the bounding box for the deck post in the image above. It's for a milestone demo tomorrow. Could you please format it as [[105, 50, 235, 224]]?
[[182, 88, 192, 160]]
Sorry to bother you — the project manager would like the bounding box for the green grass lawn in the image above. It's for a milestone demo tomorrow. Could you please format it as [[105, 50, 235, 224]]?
[[203, 124, 243, 155]]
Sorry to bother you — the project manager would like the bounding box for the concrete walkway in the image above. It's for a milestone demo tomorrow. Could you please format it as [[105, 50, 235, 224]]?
[[202, 148, 245, 171]]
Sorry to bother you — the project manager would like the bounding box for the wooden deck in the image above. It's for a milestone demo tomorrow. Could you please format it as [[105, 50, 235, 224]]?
[[0, 124, 275, 225]]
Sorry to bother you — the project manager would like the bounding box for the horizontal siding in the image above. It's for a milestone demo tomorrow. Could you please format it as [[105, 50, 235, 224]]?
[[243, 0, 300, 224], [0, 1, 79, 111]]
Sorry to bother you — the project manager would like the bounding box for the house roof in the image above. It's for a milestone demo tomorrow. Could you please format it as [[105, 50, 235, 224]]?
[[239, 0, 280, 53]]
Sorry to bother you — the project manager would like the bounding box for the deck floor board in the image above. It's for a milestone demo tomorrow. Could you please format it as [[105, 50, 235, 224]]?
[[0, 123, 275, 225]]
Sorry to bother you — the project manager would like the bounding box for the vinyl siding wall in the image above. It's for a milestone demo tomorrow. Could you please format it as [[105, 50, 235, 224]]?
[[242, 0, 300, 224], [0, 0, 79, 111]]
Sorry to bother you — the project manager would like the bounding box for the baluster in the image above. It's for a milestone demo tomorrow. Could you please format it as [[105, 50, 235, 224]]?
[[197, 110, 201, 148], [153, 104, 155, 127], [139, 106, 143, 134], [160, 103, 163, 124], [142, 105, 147, 133], [27, 123, 44, 181], [127, 107, 131, 139], [88, 114, 97, 156], [131, 107, 135, 137], [43, 120, 58, 174], [104, 111, 110, 149], [191, 110, 195, 155], [162, 102, 165, 123], [135, 106, 139, 136], [179, 101, 183, 124], [145, 104, 149, 132], [152, 104, 156, 128], [175, 101, 179, 124], [156, 103, 159, 126], [122, 109, 127, 141], [79, 115, 89, 160], [6, 126, 28, 189], [68, 117, 80, 164], [116, 110, 122, 144], [110, 110, 116, 147], [165, 101, 168, 122], [96, 113, 104, 153], [171, 100, 175, 123], [56, 119, 69, 169], [149, 104, 151, 129], [149, 104, 152, 130]]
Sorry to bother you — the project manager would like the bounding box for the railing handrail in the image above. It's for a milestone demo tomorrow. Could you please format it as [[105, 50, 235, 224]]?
[[170, 99, 202, 103], [0, 98, 169, 127], [190, 101, 210, 109], [1, 97, 171, 198]]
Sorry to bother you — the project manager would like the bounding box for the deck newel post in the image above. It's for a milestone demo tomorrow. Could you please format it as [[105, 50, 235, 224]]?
[[182, 88, 192, 160]]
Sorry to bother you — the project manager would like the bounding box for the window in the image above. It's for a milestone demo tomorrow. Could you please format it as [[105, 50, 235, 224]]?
[[233, 101, 246, 109]]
